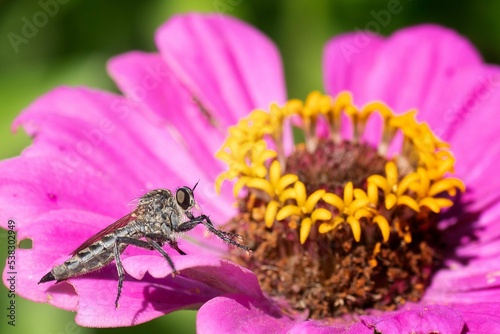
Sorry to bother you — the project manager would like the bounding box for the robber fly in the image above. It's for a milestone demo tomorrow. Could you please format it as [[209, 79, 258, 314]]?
[[38, 183, 250, 308]]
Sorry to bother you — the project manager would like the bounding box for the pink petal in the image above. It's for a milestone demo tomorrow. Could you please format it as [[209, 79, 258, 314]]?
[[13, 86, 184, 188], [18, 210, 245, 327], [445, 201, 500, 260], [155, 13, 286, 129], [0, 88, 159, 228], [0, 157, 130, 230], [323, 31, 384, 106], [289, 320, 371, 334], [451, 303, 500, 333], [74, 265, 218, 327], [1, 86, 233, 227], [324, 25, 500, 212], [3, 209, 113, 310], [30, 225, 262, 328], [359, 304, 464, 334], [197, 294, 297, 334], [122, 255, 263, 300], [424, 256, 500, 304], [1, 83, 248, 326], [323, 25, 483, 144], [443, 67, 500, 210], [360, 25, 481, 119], [74, 255, 265, 327], [435, 65, 500, 141], [3, 249, 79, 311], [4, 192, 234, 315], [107, 52, 230, 193], [418, 198, 500, 305], [456, 238, 500, 261]]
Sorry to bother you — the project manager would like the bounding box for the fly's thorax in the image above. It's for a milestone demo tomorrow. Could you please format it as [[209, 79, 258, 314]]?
[[137, 189, 174, 210], [136, 188, 186, 232]]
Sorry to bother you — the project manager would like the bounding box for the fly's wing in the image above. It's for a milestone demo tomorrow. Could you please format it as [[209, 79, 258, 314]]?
[[70, 212, 137, 256]]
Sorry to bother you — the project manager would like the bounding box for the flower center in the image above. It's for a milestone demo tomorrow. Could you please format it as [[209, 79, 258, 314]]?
[[215, 91, 464, 319]]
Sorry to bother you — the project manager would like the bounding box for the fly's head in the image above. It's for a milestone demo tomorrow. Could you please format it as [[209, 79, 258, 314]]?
[[175, 185, 197, 215]]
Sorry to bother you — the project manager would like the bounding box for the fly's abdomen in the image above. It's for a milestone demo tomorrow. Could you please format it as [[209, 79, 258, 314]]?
[[57, 248, 115, 280], [39, 233, 126, 283]]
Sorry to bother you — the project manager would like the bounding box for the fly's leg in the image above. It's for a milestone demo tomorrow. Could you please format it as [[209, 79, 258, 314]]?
[[168, 239, 186, 255], [145, 233, 186, 255], [112, 237, 178, 309], [177, 214, 251, 253], [112, 238, 126, 309], [144, 236, 179, 273]]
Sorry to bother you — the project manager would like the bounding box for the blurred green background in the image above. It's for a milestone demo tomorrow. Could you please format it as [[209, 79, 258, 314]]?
[[1, 0, 500, 333]]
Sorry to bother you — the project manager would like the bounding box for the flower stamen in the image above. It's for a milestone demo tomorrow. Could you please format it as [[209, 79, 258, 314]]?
[[217, 91, 465, 318]]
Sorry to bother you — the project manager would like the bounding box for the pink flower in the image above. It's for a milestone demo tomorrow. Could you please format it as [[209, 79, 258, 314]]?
[[2, 13, 500, 333]]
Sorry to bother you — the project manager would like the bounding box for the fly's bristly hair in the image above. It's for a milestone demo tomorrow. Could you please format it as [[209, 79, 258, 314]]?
[[126, 197, 141, 209]]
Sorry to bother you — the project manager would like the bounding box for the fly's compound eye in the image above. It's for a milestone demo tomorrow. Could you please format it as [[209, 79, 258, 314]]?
[[176, 186, 195, 210]]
